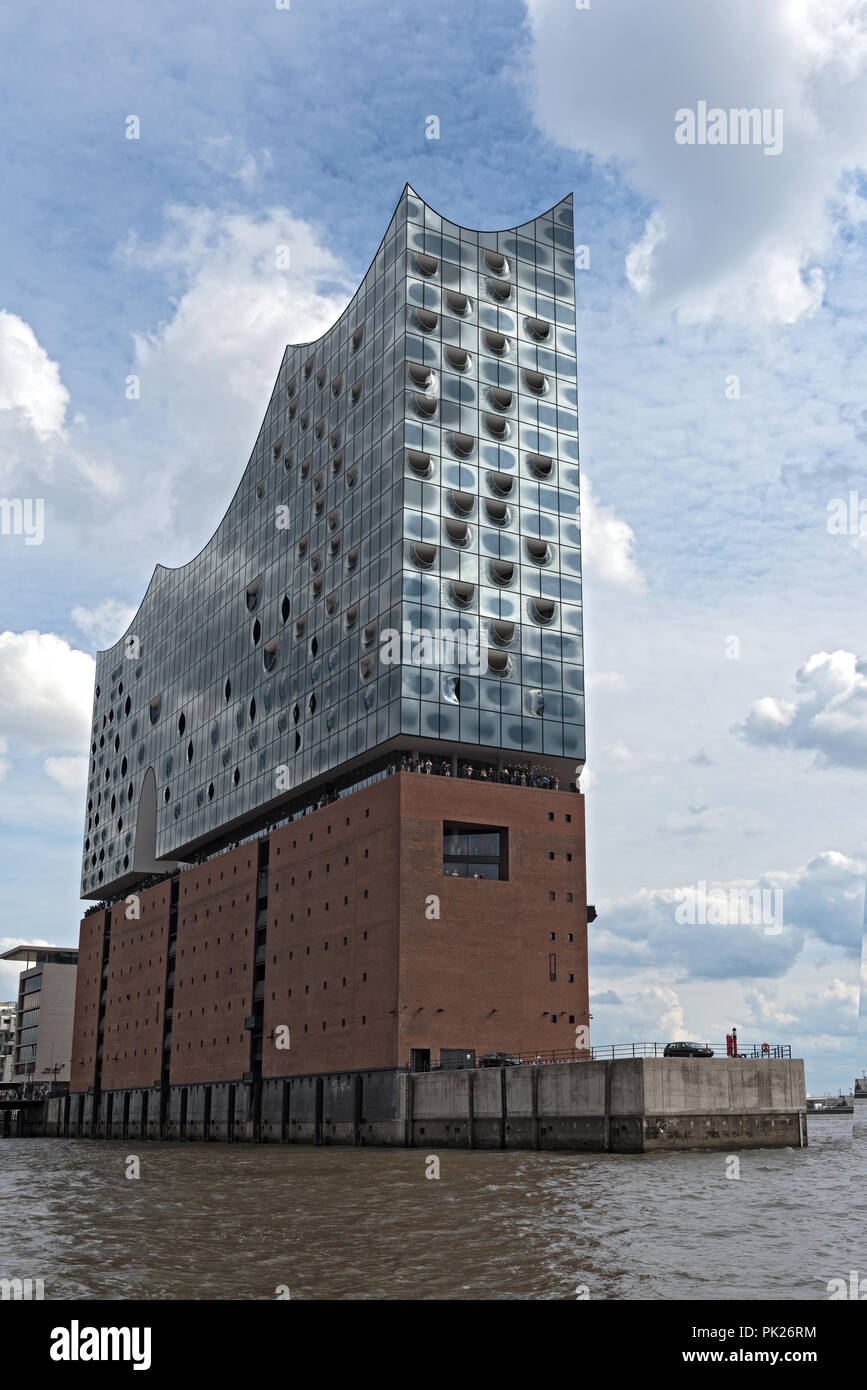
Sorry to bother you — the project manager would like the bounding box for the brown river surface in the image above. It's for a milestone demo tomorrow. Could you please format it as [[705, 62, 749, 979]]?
[[0, 1117, 859, 1300]]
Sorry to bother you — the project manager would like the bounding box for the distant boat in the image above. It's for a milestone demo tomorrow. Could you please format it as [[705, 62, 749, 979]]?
[[807, 1093, 855, 1114], [855, 1076, 867, 1099]]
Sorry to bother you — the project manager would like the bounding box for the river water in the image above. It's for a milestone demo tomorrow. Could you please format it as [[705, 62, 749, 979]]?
[[0, 1116, 859, 1300]]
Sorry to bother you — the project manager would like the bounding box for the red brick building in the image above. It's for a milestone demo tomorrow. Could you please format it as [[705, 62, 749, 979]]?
[[71, 774, 589, 1092]]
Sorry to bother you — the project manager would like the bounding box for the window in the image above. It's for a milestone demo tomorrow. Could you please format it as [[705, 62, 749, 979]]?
[[442, 824, 507, 880]]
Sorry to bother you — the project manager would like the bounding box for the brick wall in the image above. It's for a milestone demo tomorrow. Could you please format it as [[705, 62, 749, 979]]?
[[101, 888, 169, 1091], [397, 776, 589, 1065], [262, 777, 401, 1076], [169, 844, 259, 1084], [69, 911, 105, 1093]]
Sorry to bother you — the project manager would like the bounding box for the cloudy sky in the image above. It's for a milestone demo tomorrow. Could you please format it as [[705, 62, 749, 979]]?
[[0, 0, 864, 1090]]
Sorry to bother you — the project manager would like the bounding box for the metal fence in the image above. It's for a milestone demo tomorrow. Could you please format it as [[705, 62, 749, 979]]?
[[434, 1042, 793, 1068], [589, 1042, 791, 1061]]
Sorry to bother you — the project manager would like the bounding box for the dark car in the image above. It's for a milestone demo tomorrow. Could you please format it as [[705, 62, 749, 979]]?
[[479, 1052, 523, 1067], [663, 1041, 714, 1058]]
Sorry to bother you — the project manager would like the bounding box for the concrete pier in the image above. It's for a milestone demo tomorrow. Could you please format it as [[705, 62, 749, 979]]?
[[19, 1057, 807, 1152]]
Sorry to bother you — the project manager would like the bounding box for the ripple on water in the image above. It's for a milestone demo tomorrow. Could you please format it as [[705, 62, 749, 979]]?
[[0, 1127, 858, 1300]]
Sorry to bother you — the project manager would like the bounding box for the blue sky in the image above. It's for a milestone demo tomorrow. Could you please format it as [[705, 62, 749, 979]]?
[[0, 0, 865, 1091]]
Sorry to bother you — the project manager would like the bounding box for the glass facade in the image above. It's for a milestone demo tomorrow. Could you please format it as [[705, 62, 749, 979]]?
[[81, 186, 584, 900]]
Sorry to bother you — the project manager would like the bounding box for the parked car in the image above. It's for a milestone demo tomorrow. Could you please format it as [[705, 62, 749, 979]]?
[[479, 1052, 523, 1067], [663, 1041, 714, 1058]]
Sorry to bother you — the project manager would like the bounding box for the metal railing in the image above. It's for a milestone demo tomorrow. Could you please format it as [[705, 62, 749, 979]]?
[[0, 1080, 69, 1103], [590, 1042, 792, 1060], [427, 1042, 794, 1069]]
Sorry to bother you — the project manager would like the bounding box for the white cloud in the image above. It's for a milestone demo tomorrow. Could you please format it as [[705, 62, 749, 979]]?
[[0, 631, 94, 753], [588, 670, 626, 692], [198, 136, 274, 190], [122, 204, 351, 432], [736, 650, 867, 768], [663, 805, 730, 839], [745, 977, 859, 1035], [592, 849, 863, 981], [604, 741, 637, 763], [0, 309, 69, 438], [523, 0, 867, 322], [71, 600, 137, 650], [643, 985, 687, 1038], [580, 476, 645, 589], [0, 311, 119, 497], [0, 737, 9, 783], [43, 755, 89, 792], [116, 204, 355, 548]]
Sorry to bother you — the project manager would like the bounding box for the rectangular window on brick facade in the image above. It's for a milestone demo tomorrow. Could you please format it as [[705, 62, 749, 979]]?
[[442, 824, 508, 880]]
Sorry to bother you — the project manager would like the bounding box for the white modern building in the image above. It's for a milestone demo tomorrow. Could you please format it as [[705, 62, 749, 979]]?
[[0, 946, 78, 1084], [0, 1002, 16, 1084]]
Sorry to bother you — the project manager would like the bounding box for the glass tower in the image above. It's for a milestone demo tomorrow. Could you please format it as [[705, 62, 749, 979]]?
[[81, 186, 584, 900]]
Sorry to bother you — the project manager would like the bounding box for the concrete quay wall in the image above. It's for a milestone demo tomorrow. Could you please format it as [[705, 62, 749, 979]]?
[[25, 1058, 807, 1153]]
